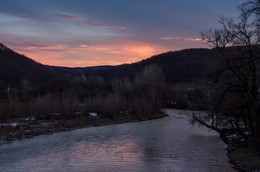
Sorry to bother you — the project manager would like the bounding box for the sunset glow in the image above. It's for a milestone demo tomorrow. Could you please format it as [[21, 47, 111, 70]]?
[[0, 0, 243, 67], [17, 42, 166, 67]]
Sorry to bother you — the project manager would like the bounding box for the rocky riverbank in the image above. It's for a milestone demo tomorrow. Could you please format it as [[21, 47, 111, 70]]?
[[221, 131, 260, 172]]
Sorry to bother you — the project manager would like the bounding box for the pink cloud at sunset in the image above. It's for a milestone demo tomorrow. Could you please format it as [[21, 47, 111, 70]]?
[[184, 38, 204, 42], [159, 36, 182, 40], [51, 13, 85, 21], [159, 36, 204, 42], [89, 22, 128, 30], [15, 42, 167, 67]]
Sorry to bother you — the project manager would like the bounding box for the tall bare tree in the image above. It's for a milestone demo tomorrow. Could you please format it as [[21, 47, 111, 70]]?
[[192, 1, 260, 141]]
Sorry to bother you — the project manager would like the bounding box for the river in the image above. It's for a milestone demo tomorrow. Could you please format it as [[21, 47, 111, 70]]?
[[0, 109, 234, 172]]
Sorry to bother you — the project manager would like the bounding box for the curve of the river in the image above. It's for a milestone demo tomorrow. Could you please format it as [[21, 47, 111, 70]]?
[[0, 109, 234, 172]]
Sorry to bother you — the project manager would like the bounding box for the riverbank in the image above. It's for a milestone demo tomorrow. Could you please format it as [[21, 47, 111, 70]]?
[[221, 131, 260, 172], [0, 113, 166, 144], [0, 109, 234, 172]]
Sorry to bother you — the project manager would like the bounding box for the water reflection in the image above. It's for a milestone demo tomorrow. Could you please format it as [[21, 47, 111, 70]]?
[[0, 109, 234, 172]]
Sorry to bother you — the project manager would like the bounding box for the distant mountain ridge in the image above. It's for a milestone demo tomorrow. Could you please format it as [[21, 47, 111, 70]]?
[[0, 43, 219, 89]]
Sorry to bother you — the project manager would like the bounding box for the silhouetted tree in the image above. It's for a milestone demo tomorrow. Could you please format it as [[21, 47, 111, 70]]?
[[192, 1, 260, 140]]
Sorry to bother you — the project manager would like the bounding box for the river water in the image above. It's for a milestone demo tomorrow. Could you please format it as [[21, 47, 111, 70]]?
[[0, 109, 234, 172]]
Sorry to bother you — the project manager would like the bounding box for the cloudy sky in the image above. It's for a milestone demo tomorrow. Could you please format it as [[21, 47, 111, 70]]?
[[0, 0, 243, 67]]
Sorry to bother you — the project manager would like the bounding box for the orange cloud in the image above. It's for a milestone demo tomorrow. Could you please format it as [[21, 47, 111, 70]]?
[[122, 44, 158, 58], [17, 42, 166, 67]]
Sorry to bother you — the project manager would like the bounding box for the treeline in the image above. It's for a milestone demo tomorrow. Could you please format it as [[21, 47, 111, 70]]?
[[0, 64, 168, 121]]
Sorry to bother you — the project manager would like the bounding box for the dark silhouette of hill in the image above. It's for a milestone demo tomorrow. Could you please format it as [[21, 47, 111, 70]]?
[[77, 48, 219, 83], [0, 43, 219, 89], [0, 43, 70, 90]]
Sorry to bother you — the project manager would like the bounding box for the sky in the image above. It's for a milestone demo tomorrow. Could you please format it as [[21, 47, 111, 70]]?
[[0, 0, 244, 67]]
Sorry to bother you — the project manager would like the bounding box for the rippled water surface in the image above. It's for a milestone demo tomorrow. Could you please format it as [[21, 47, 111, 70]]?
[[0, 109, 234, 172]]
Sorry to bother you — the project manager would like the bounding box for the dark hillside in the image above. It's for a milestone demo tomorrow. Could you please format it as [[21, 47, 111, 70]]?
[[79, 48, 219, 83], [0, 43, 70, 90]]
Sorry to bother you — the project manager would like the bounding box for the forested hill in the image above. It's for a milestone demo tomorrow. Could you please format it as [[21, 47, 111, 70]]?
[[0, 43, 71, 88], [84, 48, 219, 83], [0, 43, 219, 88]]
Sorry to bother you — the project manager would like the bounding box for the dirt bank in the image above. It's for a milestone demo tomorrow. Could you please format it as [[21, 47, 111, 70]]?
[[0, 113, 165, 144]]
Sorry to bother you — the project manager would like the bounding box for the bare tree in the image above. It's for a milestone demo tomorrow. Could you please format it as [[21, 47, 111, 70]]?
[[134, 64, 166, 119], [241, 0, 260, 19], [192, 3, 260, 140]]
